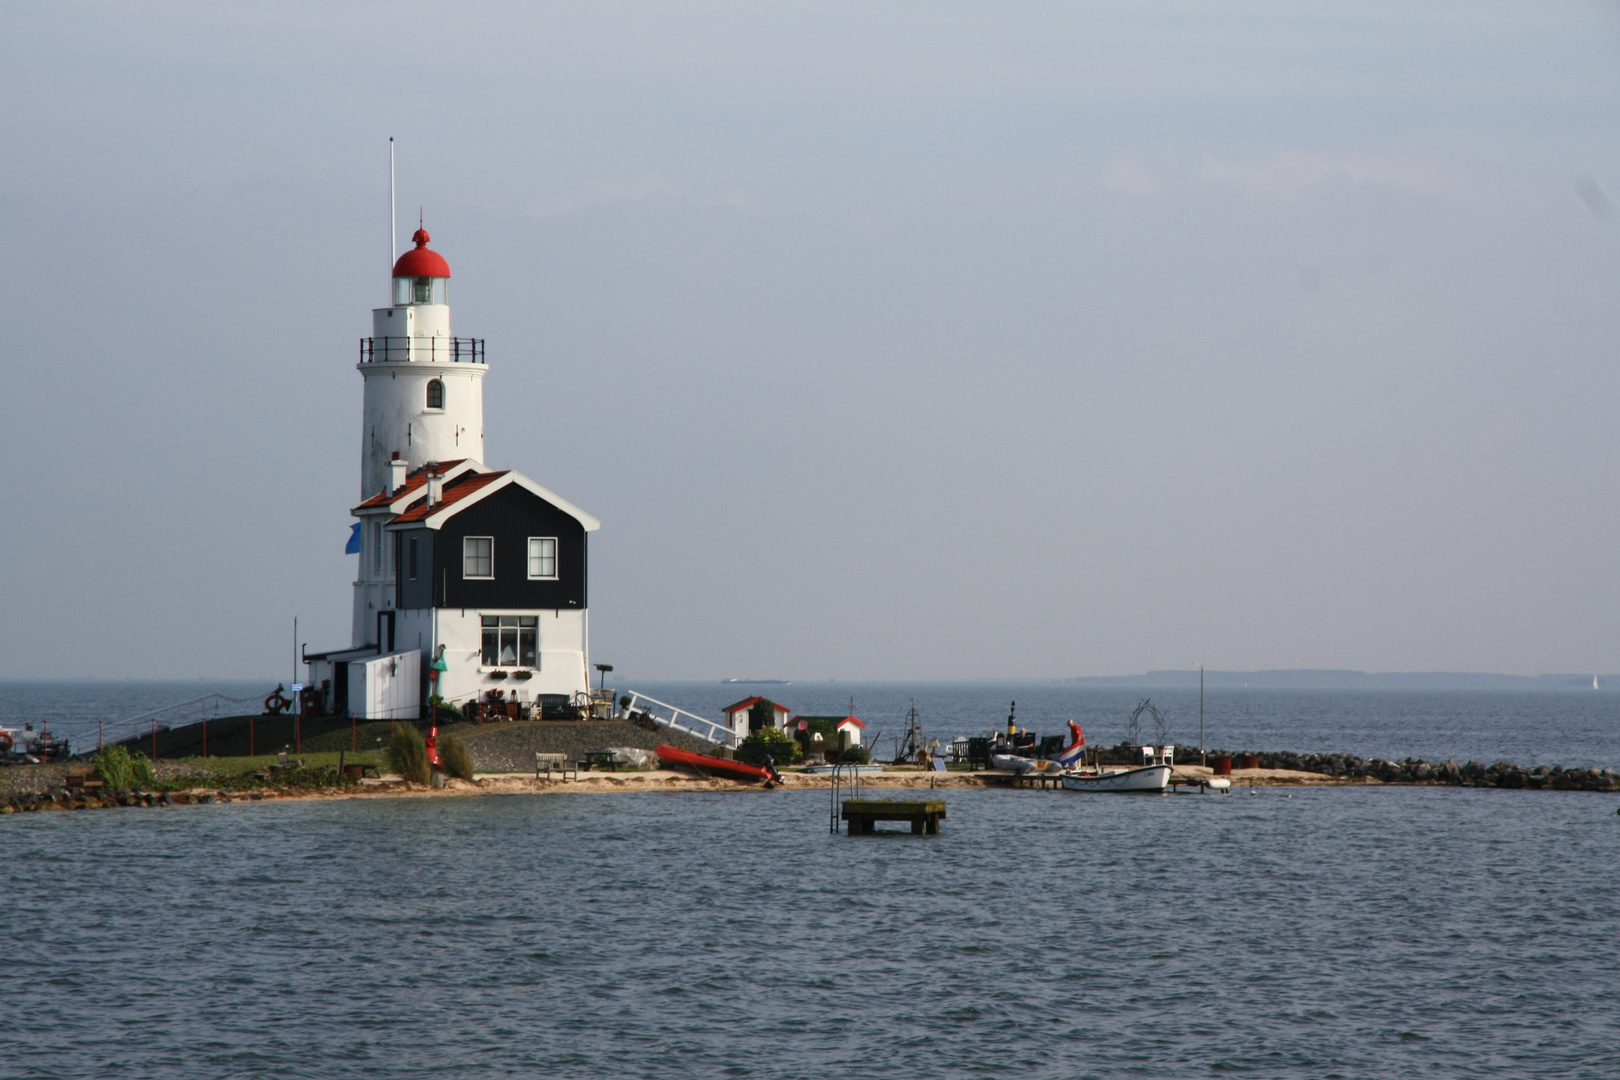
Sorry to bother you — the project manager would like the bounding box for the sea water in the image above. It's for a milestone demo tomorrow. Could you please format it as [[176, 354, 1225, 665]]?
[[3, 785, 1617, 1078], [5, 679, 1620, 768], [633, 681, 1620, 768]]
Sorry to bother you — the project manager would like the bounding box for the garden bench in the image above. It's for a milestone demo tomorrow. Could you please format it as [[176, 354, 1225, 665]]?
[[535, 752, 577, 781]]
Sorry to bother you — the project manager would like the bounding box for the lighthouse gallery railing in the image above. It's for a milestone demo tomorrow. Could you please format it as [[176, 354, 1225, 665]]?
[[359, 337, 485, 364]]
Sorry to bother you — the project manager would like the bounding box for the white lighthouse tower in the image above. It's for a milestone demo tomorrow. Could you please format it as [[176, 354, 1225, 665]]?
[[360, 227, 485, 497], [352, 227, 486, 647]]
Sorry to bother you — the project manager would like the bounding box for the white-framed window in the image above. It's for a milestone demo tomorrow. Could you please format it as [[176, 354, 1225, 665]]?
[[527, 537, 558, 580], [425, 379, 444, 409], [463, 536, 494, 579], [482, 615, 538, 667]]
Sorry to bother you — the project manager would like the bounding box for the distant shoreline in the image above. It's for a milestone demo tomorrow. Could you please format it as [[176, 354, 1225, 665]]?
[[1064, 670, 1613, 691]]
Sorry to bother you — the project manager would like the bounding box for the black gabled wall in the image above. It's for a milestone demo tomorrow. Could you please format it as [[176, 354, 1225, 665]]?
[[431, 483, 588, 610]]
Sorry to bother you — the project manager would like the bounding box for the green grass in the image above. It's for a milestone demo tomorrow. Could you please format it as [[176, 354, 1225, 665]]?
[[173, 751, 386, 776]]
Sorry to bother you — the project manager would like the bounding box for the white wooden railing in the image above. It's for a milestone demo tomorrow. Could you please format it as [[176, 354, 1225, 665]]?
[[622, 691, 733, 747]]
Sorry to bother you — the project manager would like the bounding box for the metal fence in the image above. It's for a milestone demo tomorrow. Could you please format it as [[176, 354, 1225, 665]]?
[[359, 337, 485, 364]]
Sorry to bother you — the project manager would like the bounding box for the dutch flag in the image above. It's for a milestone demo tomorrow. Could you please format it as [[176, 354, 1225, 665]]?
[[1054, 721, 1086, 766]]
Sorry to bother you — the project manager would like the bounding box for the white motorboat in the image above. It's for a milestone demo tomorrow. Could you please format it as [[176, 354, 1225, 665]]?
[[1061, 744, 1174, 794]]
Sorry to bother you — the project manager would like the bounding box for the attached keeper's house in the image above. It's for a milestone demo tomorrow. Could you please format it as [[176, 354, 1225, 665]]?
[[305, 227, 600, 719]]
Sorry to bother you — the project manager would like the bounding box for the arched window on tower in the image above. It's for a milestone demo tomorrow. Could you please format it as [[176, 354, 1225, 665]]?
[[426, 379, 444, 410]]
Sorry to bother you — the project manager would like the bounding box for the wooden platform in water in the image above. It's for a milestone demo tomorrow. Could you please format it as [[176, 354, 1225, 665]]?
[[841, 798, 946, 835]]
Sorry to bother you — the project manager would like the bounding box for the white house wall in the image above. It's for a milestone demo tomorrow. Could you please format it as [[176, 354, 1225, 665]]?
[[395, 606, 588, 708]]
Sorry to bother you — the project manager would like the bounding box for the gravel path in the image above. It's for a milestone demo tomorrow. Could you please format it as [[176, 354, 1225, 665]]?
[[454, 720, 716, 772]]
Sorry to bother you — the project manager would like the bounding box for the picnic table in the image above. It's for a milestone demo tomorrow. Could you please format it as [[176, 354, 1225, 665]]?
[[583, 750, 621, 772]]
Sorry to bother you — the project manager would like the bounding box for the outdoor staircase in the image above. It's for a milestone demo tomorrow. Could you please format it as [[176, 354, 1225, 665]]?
[[622, 691, 734, 747]]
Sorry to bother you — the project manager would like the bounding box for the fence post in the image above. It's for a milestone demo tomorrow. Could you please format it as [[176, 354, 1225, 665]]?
[[151, 719, 157, 763]]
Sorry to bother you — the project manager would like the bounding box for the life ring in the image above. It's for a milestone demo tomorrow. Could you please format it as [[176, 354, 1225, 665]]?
[[264, 688, 292, 715]]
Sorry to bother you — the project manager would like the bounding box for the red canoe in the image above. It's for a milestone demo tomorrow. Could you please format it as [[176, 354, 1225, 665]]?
[[655, 744, 778, 783]]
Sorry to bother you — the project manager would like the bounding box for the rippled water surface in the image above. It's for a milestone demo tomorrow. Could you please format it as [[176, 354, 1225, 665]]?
[[6, 680, 1620, 767], [5, 786, 1618, 1078], [638, 682, 1620, 768]]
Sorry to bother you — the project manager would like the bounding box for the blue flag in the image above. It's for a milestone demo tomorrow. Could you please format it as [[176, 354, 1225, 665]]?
[[345, 522, 362, 554]]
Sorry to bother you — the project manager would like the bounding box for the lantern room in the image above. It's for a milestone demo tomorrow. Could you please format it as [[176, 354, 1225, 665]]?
[[392, 227, 451, 306]]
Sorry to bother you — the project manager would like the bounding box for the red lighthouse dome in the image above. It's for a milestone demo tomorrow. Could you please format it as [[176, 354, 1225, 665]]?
[[392, 227, 451, 278]]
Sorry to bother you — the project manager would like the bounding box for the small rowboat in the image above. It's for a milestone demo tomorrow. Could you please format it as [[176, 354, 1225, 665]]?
[[1061, 764, 1171, 793], [1061, 743, 1174, 793], [654, 744, 779, 783]]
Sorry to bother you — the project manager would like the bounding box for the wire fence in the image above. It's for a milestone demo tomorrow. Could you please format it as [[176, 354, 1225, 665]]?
[[0, 682, 277, 760]]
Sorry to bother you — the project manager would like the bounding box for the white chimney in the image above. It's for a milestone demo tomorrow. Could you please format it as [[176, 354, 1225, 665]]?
[[389, 452, 408, 494], [425, 464, 443, 506]]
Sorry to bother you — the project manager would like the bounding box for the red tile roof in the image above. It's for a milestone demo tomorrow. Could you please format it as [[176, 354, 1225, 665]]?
[[353, 460, 469, 511], [391, 469, 508, 523]]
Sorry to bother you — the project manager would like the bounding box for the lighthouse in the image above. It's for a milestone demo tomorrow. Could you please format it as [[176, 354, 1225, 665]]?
[[359, 228, 484, 498], [306, 226, 601, 721]]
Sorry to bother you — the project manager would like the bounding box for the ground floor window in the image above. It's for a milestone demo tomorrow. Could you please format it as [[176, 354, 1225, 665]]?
[[482, 615, 537, 667]]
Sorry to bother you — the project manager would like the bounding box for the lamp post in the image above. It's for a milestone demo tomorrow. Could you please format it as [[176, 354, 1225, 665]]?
[[595, 663, 613, 693], [1198, 664, 1205, 767]]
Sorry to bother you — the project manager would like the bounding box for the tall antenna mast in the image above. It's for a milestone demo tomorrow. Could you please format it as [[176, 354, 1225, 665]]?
[[389, 137, 397, 280]]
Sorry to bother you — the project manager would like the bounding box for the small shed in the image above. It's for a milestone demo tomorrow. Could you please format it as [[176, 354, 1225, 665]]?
[[837, 715, 866, 747], [722, 696, 792, 743], [796, 714, 866, 749]]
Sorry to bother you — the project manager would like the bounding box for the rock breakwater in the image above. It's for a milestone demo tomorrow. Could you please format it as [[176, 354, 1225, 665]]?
[[1211, 749, 1620, 791], [0, 785, 282, 813]]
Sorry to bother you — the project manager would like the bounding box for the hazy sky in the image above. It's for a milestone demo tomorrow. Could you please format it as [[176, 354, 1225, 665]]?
[[5, 2, 1620, 680]]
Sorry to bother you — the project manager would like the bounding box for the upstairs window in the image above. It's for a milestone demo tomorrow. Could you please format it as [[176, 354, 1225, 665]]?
[[527, 537, 557, 579], [426, 379, 444, 409], [407, 537, 418, 580], [482, 615, 537, 667], [463, 536, 493, 579]]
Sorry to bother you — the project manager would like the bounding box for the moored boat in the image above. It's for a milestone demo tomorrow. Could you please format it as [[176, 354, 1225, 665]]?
[[654, 744, 780, 783], [1061, 743, 1174, 794], [799, 763, 884, 775], [1061, 764, 1171, 793]]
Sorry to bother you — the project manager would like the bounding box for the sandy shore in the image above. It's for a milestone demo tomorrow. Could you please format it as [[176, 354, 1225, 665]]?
[[368, 765, 1374, 797], [0, 763, 1469, 814]]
